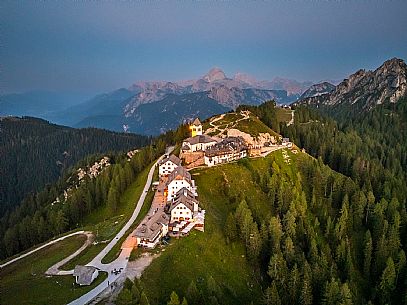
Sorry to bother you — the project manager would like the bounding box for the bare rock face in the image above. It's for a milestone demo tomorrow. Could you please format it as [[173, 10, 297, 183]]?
[[296, 58, 407, 110], [300, 82, 336, 99], [124, 81, 186, 116], [203, 67, 227, 83], [208, 85, 245, 109]]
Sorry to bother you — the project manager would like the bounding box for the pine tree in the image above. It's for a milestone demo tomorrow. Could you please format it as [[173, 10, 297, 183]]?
[[131, 284, 140, 303], [140, 291, 150, 305], [300, 263, 313, 305], [269, 216, 283, 252], [207, 276, 221, 298], [363, 230, 373, 277], [224, 212, 238, 242], [186, 280, 199, 305], [181, 297, 188, 305], [116, 288, 133, 305], [269, 282, 281, 305], [340, 283, 353, 305], [380, 257, 396, 303], [107, 184, 119, 213], [168, 291, 180, 305], [323, 278, 341, 305], [248, 222, 261, 260]]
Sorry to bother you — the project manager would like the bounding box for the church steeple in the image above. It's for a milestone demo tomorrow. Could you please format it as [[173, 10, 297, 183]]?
[[190, 118, 202, 137]]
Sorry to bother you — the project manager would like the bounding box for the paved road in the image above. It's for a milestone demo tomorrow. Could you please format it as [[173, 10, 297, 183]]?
[[0, 230, 87, 269], [45, 231, 94, 276], [68, 148, 173, 305]]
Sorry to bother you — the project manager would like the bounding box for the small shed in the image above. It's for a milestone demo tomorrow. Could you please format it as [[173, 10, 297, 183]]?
[[73, 265, 99, 286]]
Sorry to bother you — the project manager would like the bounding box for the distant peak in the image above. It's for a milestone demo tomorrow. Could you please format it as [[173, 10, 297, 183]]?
[[203, 67, 227, 82], [234, 72, 257, 85]]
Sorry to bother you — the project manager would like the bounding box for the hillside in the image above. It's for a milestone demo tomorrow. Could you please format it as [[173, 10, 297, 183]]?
[[0, 116, 149, 214], [139, 142, 407, 305]]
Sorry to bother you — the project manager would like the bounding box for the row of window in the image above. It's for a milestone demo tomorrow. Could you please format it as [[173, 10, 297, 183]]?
[[173, 217, 191, 221]]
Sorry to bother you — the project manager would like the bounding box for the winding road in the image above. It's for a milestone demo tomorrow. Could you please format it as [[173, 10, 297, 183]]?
[[0, 147, 173, 305], [0, 230, 89, 269]]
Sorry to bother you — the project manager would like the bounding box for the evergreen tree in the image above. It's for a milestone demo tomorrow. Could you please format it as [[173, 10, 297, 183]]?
[[186, 280, 199, 305], [363, 230, 373, 277], [269, 282, 281, 305], [140, 291, 150, 305], [181, 297, 188, 305], [224, 212, 238, 242], [168, 291, 180, 305], [116, 288, 133, 305], [379, 257, 396, 303]]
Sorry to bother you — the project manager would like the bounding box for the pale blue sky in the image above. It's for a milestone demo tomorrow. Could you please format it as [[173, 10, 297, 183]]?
[[2, 0, 407, 94]]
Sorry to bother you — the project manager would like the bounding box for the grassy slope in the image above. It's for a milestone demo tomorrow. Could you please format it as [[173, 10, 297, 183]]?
[[0, 235, 107, 305], [275, 107, 293, 124], [140, 150, 303, 305]]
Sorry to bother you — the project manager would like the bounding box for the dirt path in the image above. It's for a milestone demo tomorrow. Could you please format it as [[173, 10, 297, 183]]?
[[287, 110, 294, 126], [205, 111, 250, 137]]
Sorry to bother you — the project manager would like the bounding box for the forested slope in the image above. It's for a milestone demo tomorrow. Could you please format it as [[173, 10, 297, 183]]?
[[0, 116, 149, 214]]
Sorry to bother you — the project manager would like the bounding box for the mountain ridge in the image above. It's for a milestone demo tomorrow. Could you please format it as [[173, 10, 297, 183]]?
[[295, 58, 407, 114]]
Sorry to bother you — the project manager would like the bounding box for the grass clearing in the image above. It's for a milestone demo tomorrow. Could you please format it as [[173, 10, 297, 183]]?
[[0, 235, 106, 305], [275, 108, 293, 123]]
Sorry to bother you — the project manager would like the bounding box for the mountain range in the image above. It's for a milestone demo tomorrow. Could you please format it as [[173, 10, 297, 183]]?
[[4, 59, 406, 135], [1, 68, 313, 135]]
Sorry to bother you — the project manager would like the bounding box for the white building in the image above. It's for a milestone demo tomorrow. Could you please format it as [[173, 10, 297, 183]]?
[[73, 265, 99, 286], [134, 212, 169, 248], [282, 137, 293, 148], [168, 188, 199, 223], [204, 137, 248, 167], [158, 154, 181, 178], [166, 166, 195, 200], [181, 135, 218, 153]]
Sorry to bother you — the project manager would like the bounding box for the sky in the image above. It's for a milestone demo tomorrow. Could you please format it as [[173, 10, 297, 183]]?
[[2, 0, 407, 95]]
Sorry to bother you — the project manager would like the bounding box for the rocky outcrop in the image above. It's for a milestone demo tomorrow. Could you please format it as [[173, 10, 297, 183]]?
[[226, 128, 277, 146], [300, 82, 336, 99]]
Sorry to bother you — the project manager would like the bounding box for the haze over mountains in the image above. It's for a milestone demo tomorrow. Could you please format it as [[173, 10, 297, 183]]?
[[1, 68, 314, 135]]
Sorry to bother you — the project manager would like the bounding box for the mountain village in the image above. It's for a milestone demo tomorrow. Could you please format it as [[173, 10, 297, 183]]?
[[132, 115, 294, 249]]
